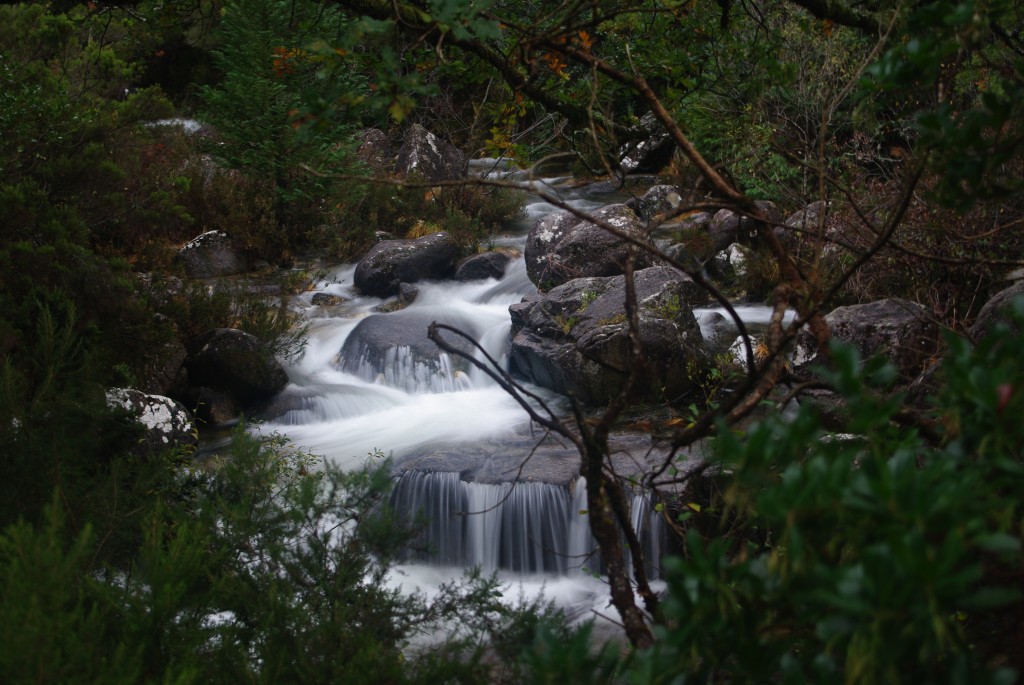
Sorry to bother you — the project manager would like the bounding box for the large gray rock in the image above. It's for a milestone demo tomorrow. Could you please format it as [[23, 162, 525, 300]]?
[[106, 388, 197, 456], [795, 298, 939, 382], [523, 204, 656, 291], [185, 328, 288, 406], [628, 184, 685, 223], [394, 123, 467, 181], [176, 231, 248, 278], [454, 251, 511, 282], [338, 307, 481, 392], [708, 201, 783, 253], [510, 266, 709, 405], [784, 200, 829, 235], [619, 113, 675, 174], [970, 280, 1024, 341], [354, 232, 459, 297]]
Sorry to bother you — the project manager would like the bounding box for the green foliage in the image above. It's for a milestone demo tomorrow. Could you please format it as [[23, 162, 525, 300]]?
[[628, 315, 1024, 683], [0, 297, 182, 561], [199, 0, 363, 243], [0, 427, 578, 684], [163, 280, 309, 362], [863, 0, 1024, 208], [0, 505, 144, 685], [0, 2, 190, 387]]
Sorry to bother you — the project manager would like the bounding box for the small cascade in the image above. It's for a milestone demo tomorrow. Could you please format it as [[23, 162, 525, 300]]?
[[389, 472, 664, 577], [342, 346, 474, 394]]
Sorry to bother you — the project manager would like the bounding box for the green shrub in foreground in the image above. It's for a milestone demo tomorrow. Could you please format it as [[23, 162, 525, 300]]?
[[630, 306, 1024, 684], [0, 429, 573, 685]]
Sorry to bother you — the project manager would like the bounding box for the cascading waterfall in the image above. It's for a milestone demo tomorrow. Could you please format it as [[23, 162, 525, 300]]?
[[391, 472, 584, 573], [343, 346, 473, 394], [389, 471, 664, 578], [257, 165, 734, 622]]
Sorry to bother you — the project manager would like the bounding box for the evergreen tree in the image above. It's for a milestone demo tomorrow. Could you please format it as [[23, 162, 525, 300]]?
[[200, 0, 365, 248]]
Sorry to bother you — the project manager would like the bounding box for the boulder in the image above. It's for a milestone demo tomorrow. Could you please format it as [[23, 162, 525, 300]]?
[[311, 292, 348, 306], [354, 232, 459, 297], [523, 204, 657, 290], [398, 282, 420, 305], [454, 251, 511, 282], [106, 388, 197, 456], [708, 201, 783, 253], [185, 328, 288, 406], [628, 185, 685, 223], [714, 242, 752, 286], [619, 113, 675, 174], [394, 123, 467, 182], [970, 280, 1024, 341], [783, 200, 829, 235], [177, 231, 248, 278], [179, 386, 238, 427], [708, 209, 742, 253], [795, 298, 939, 382], [394, 429, 678, 486], [338, 307, 481, 392], [509, 266, 709, 405]]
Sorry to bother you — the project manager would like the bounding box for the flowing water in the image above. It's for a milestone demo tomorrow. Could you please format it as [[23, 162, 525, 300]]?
[[254, 163, 774, 629]]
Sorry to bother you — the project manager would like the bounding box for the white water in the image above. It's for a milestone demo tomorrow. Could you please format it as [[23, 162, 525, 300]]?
[[255, 168, 742, 629]]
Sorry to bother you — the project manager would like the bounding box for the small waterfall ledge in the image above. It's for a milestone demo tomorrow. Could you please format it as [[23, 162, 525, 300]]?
[[389, 471, 664, 578]]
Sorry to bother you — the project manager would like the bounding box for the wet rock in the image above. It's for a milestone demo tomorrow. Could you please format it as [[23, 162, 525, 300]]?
[[106, 388, 197, 456], [394, 123, 467, 182], [338, 307, 482, 390], [628, 184, 685, 222], [176, 231, 248, 278], [795, 298, 939, 382], [510, 266, 709, 405], [311, 292, 348, 306], [185, 328, 288, 406], [354, 231, 459, 297], [398, 282, 420, 305], [583, 179, 625, 197], [454, 251, 511, 281], [180, 386, 237, 427], [619, 113, 675, 174], [970, 280, 1024, 341], [393, 427, 683, 486], [708, 201, 783, 253], [523, 204, 657, 290]]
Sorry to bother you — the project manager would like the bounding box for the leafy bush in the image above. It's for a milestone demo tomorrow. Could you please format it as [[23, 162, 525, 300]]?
[[163, 280, 309, 362], [323, 175, 525, 261], [0, 427, 587, 684], [631, 304, 1024, 684]]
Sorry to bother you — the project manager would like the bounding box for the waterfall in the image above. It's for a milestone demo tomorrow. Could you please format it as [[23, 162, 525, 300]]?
[[258, 170, 671, 625], [342, 346, 474, 394], [389, 472, 663, 578]]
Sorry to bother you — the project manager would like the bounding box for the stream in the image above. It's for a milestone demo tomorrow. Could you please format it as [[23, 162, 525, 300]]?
[[252, 162, 772, 631]]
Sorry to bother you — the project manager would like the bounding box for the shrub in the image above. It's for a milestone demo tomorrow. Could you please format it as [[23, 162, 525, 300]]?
[[0, 427, 579, 684], [632, 303, 1024, 683]]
